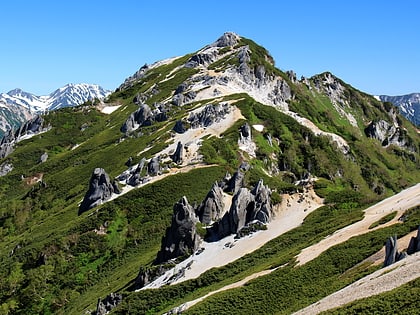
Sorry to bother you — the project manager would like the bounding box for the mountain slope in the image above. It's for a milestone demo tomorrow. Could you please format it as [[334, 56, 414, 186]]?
[[380, 93, 420, 126], [0, 32, 419, 315], [0, 83, 111, 135]]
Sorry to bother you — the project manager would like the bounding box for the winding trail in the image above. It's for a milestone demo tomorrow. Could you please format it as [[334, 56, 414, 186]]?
[[296, 183, 420, 266]]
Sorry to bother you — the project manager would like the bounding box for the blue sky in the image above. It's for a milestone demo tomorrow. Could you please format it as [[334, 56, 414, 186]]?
[[1, 1, 418, 96]]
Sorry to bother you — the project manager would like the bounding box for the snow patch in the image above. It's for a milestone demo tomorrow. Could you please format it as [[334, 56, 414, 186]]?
[[101, 105, 121, 114], [252, 124, 264, 132]]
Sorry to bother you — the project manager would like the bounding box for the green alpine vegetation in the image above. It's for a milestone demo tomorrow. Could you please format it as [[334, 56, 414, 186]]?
[[0, 32, 419, 315]]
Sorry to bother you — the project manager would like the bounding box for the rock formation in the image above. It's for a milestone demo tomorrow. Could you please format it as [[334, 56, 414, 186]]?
[[39, 152, 48, 163], [407, 226, 420, 255], [173, 120, 186, 134], [197, 182, 225, 224], [155, 196, 201, 264], [147, 156, 160, 176], [134, 265, 172, 289], [0, 162, 13, 177], [93, 293, 122, 315], [171, 141, 183, 164], [0, 115, 48, 159], [121, 103, 167, 133], [365, 120, 415, 152], [216, 179, 272, 239], [126, 157, 147, 186], [383, 235, 406, 267], [79, 168, 118, 214], [188, 103, 230, 128]]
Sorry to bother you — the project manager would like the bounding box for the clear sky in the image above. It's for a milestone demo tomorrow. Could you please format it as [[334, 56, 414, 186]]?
[[0, 0, 418, 96]]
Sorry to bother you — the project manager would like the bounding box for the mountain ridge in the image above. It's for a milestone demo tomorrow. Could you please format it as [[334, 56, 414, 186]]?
[[0, 32, 419, 315], [0, 83, 111, 135]]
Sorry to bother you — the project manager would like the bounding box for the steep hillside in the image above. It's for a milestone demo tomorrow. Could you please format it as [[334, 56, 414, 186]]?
[[0, 32, 419, 315]]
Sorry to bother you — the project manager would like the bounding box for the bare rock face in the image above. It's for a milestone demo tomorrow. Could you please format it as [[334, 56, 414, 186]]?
[[251, 179, 272, 223], [365, 120, 415, 152], [197, 182, 225, 224], [79, 168, 118, 214], [134, 265, 172, 289], [155, 196, 201, 264], [211, 32, 239, 47]]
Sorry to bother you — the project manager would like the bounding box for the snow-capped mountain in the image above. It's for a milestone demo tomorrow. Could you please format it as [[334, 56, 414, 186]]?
[[379, 93, 420, 126], [0, 83, 111, 134]]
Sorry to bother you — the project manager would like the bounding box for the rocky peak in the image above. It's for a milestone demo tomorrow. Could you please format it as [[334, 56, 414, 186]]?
[[79, 168, 119, 215], [155, 196, 201, 264], [197, 182, 225, 224], [211, 32, 239, 48]]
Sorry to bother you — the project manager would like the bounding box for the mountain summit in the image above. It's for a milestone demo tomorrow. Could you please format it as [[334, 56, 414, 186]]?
[[0, 33, 419, 315]]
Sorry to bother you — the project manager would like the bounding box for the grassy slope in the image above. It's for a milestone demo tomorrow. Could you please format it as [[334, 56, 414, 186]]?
[[0, 37, 419, 314]]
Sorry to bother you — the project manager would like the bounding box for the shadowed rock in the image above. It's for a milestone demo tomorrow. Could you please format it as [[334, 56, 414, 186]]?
[[79, 168, 118, 214], [383, 235, 406, 267], [171, 141, 183, 164], [197, 182, 225, 224], [155, 196, 201, 264], [173, 120, 186, 134], [188, 103, 230, 128], [121, 103, 168, 133], [94, 293, 122, 315], [407, 226, 420, 255], [147, 156, 160, 176], [216, 179, 272, 239]]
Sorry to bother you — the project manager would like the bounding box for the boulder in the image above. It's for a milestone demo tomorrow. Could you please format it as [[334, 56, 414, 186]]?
[[94, 293, 122, 315], [155, 196, 201, 263], [0, 162, 13, 177], [173, 120, 186, 134], [147, 157, 160, 176], [121, 104, 153, 133], [39, 152, 48, 163], [127, 157, 147, 186], [240, 123, 251, 139], [171, 141, 183, 164], [79, 168, 117, 214], [197, 182, 225, 224]]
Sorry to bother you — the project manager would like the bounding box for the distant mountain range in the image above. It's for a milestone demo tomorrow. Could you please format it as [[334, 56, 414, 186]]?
[[0, 83, 111, 134], [379, 93, 420, 126]]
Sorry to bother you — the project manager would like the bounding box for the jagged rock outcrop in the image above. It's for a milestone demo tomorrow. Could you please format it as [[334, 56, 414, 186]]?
[[383, 235, 406, 267], [226, 165, 248, 195], [79, 168, 118, 214], [125, 157, 147, 186], [197, 182, 225, 224], [0, 162, 13, 177], [188, 103, 230, 128], [0, 115, 48, 159], [39, 152, 48, 163], [173, 120, 186, 134], [121, 103, 167, 133], [155, 196, 201, 264], [147, 156, 160, 176], [134, 265, 173, 289], [407, 226, 420, 255], [171, 141, 184, 164], [172, 90, 197, 106], [216, 179, 272, 239], [365, 120, 415, 151], [93, 293, 122, 315]]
